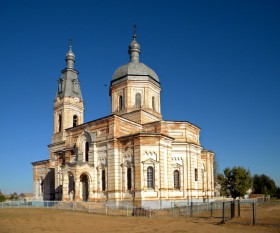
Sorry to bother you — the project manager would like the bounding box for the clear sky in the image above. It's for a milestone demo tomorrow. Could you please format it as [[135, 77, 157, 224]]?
[[0, 0, 279, 194]]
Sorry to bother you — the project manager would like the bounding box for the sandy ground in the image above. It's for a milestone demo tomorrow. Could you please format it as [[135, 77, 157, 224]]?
[[0, 207, 279, 233]]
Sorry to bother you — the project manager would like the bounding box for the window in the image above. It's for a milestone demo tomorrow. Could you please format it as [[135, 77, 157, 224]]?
[[119, 95, 123, 110], [73, 115, 78, 127], [58, 79, 63, 93], [58, 114, 62, 132], [127, 168, 132, 190], [102, 170, 106, 191], [62, 157, 66, 165], [85, 142, 89, 162], [72, 79, 79, 93], [174, 170, 180, 189], [152, 96, 155, 110], [147, 166, 154, 188], [195, 168, 198, 181], [135, 93, 141, 108]]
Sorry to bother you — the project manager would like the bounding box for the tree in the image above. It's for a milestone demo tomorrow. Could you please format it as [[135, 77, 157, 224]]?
[[219, 166, 253, 199], [276, 187, 280, 199], [253, 174, 277, 197], [10, 192, 18, 200], [0, 191, 5, 202], [213, 156, 220, 186]]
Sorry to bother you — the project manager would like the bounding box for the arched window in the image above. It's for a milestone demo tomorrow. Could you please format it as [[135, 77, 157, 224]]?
[[58, 79, 63, 93], [195, 168, 198, 181], [119, 95, 123, 110], [85, 142, 89, 162], [73, 115, 78, 127], [147, 166, 154, 188], [152, 96, 155, 110], [102, 170, 106, 191], [127, 168, 132, 190], [135, 93, 141, 108], [72, 79, 79, 93], [58, 114, 62, 132], [174, 170, 180, 189]]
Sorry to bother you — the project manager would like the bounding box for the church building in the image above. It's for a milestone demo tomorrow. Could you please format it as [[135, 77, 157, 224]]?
[[32, 35, 215, 208]]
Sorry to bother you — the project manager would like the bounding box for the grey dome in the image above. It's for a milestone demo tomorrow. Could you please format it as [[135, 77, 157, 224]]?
[[65, 46, 75, 61], [112, 62, 159, 82], [112, 35, 159, 83], [129, 35, 140, 51], [65, 46, 75, 69]]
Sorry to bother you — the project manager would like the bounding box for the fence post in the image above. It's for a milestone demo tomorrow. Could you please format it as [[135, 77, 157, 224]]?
[[221, 202, 225, 224], [251, 202, 256, 225], [210, 202, 213, 217], [190, 202, 193, 217], [231, 201, 235, 219], [126, 205, 128, 217], [88, 203, 91, 214], [106, 204, 108, 216], [238, 200, 240, 217], [149, 208, 152, 218]]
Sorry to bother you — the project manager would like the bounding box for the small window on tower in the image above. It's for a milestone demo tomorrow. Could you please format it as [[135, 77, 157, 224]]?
[[73, 115, 78, 127], [58, 114, 62, 132], [119, 95, 123, 110], [72, 79, 79, 93], [152, 96, 155, 110], [58, 79, 63, 93], [135, 93, 141, 108]]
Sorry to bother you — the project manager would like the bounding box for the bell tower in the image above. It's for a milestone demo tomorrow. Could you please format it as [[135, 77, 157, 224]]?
[[52, 46, 84, 143]]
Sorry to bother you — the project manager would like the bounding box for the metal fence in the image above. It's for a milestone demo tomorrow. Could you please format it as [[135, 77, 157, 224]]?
[[0, 201, 153, 217], [1, 199, 278, 226]]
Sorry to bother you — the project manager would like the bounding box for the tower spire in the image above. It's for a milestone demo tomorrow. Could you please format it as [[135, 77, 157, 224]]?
[[128, 25, 140, 62], [65, 39, 75, 69]]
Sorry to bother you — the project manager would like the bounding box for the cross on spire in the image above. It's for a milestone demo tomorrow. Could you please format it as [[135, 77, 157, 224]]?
[[69, 38, 72, 48], [133, 24, 137, 38]]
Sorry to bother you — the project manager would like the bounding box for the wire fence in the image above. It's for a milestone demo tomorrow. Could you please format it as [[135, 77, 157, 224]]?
[[1, 199, 279, 226]]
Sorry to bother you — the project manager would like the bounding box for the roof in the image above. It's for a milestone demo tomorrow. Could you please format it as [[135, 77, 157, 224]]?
[[112, 62, 159, 83]]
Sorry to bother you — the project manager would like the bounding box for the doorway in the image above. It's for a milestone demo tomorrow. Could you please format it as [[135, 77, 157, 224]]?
[[81, 175, 89, 201]]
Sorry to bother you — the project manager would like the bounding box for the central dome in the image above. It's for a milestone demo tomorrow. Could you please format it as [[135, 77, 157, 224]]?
[[112, 62, 159, 82], [112, 35, 159, 83]]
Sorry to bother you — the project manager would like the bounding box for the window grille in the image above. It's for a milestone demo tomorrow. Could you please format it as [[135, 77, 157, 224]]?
[[127, 168, 132, 190], [147, 166, 154, 188], [102, 170, 106, 191], [174, 170, 180, 189], [152, 96, 155, 110], [73, 115, 78, 127], [85, 142, 89, 162], [135, 93, 141, 108], [119, 95, 123, 110]]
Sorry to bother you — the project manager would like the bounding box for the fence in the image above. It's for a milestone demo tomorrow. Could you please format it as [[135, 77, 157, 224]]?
[[1, 199, 278, 226], [0, 201, 153, 217]]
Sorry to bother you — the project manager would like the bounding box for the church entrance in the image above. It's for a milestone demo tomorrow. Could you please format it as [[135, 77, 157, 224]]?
[[68, 173, 75, 200], [81, 175, 89, 201]]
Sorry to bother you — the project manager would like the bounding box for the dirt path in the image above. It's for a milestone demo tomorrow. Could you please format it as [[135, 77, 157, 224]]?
[[0, 208, 279, 233]]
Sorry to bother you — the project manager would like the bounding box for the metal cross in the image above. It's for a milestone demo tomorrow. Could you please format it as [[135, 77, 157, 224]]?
[[69, 38, 73, 47], [133, 24, 137, 36]]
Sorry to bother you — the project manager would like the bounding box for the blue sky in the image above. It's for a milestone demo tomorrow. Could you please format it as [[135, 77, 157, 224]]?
[[0, 0, 279, 194]]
